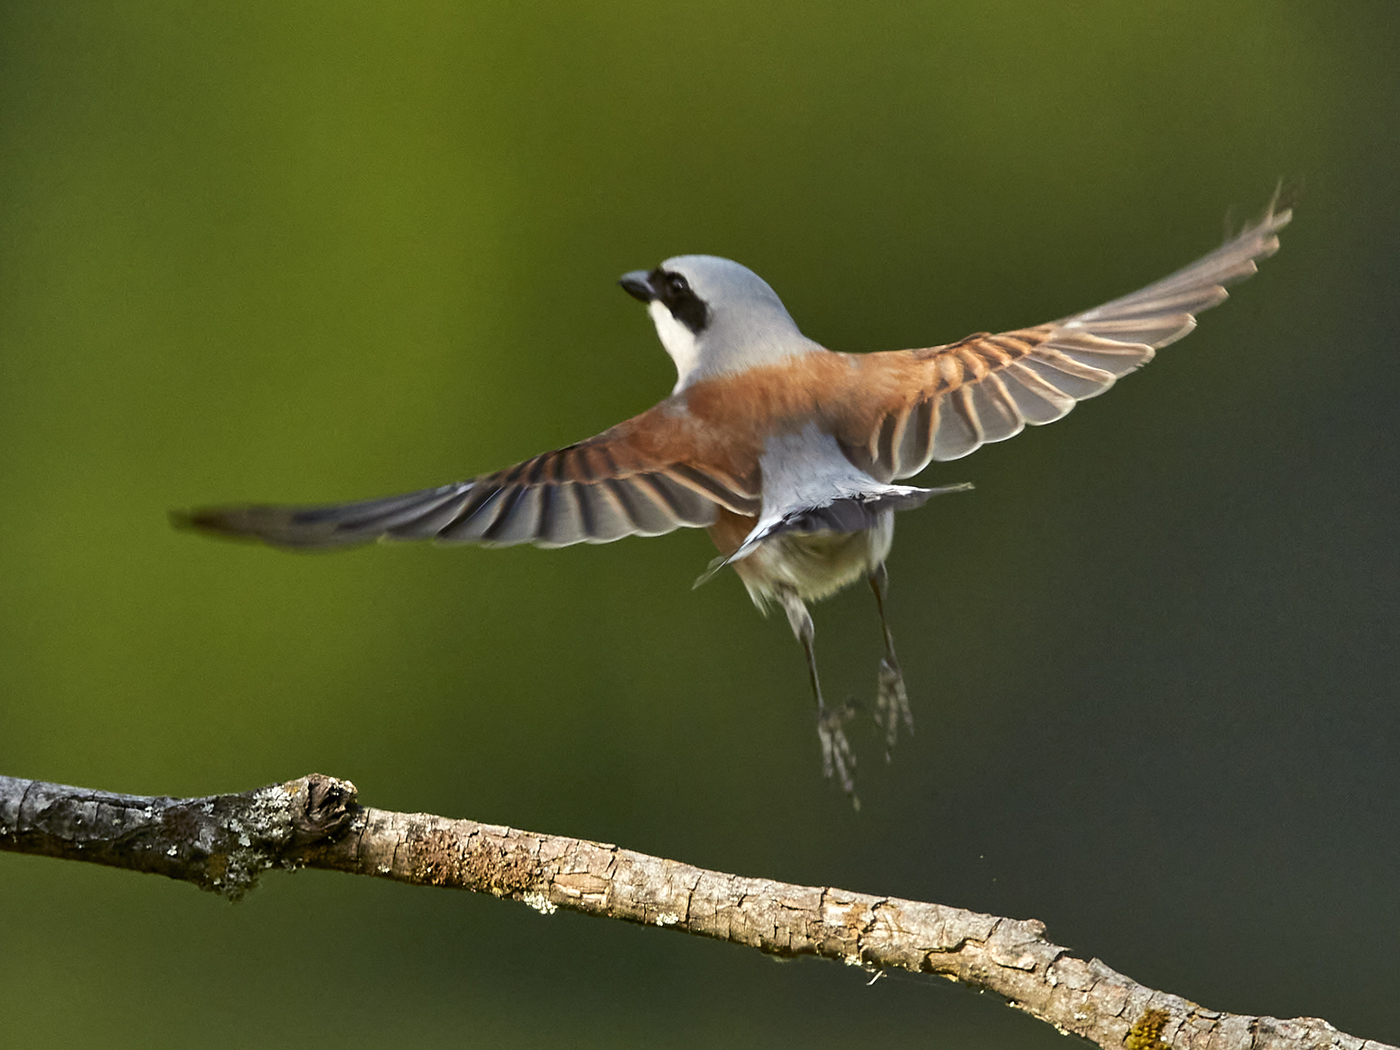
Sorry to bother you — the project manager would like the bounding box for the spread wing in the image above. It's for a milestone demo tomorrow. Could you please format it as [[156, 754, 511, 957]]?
[[842, 195, 1292, 482], [175, 418, 761, 550]]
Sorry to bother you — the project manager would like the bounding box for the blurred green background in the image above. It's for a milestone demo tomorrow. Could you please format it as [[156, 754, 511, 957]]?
[[2, 2, 1397, 1047]]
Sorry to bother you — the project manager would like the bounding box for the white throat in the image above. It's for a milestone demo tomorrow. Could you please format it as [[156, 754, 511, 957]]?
[[648, 300, 701, 394]]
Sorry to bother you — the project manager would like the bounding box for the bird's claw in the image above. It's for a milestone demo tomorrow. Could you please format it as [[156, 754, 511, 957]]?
[[817, 702, 860, 808], [874, 657, 914, 760]]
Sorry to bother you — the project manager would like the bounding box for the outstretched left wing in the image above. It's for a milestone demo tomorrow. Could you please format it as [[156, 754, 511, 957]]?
[[175, 414, 761, 550]]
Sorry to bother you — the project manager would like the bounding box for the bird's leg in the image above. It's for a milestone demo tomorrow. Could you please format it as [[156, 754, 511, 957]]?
[[779, 588, 858, 803], [869, 563, 913, 759]]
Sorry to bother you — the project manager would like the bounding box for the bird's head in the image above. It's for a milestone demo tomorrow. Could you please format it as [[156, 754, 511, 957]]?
[[619, 255, 820, 393]]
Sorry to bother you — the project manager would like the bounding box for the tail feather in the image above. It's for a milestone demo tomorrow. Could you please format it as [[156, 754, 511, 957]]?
[[693, 481, 972, 588]]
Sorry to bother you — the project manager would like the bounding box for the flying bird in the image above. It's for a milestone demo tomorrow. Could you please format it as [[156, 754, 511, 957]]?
[[178, 195, 1292, 798]]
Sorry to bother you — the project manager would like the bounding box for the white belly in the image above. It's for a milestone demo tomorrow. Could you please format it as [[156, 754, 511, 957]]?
[[730, 510, 894, 607]]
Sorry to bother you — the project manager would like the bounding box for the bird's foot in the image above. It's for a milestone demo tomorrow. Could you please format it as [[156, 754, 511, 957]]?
[[818, 701, 860, 808], [874, 657, 914, 760]]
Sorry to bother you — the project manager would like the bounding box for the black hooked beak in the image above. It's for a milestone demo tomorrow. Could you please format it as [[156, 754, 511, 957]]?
[[618, 270, 655, 303]]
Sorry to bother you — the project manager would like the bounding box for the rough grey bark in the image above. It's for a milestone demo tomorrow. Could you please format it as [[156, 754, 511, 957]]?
[[1, 772, 1389, 1050]]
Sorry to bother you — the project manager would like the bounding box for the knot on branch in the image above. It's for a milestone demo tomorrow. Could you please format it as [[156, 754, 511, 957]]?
[[289, 774, 358, 845], [182, 774, 361, 901]]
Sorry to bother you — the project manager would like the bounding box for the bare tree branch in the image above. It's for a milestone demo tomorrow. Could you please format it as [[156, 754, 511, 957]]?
[[1, 772, 1388, 1050]]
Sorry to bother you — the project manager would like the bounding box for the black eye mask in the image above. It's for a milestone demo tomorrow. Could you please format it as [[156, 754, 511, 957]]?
[[649, 268, 711, 335]]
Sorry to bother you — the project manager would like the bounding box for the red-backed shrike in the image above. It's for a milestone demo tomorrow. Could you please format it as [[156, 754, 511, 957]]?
[[180, 196, 1291, 798]]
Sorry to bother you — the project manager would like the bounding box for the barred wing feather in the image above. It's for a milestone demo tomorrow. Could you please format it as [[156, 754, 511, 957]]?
[[849, 197, 1291, 481], [176, 432, 760, 550]]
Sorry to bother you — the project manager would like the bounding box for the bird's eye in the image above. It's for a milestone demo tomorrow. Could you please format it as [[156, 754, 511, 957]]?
[[651, 267, 709, 335]]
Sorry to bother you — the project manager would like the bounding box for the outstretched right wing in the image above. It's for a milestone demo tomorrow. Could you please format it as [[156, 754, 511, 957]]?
[[839, 193, 1292, 481], [175, 418, 761, 550]]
